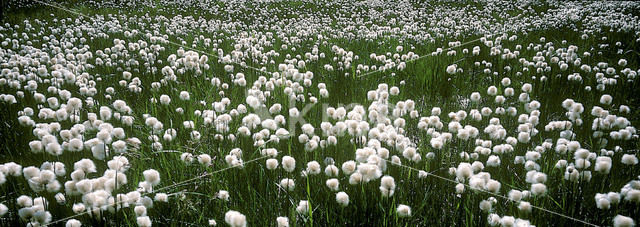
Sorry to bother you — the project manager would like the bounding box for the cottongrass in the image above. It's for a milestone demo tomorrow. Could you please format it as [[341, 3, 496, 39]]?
[[296, 200, 309, 215], [0, 2, 639, 226], [613, 215, 635, 227], [136, 216, 152, 227], [396, 204, 411, 217], [336, 192, 350, 207], [224, 210, 247, 227], [65, 219, 82, 227]]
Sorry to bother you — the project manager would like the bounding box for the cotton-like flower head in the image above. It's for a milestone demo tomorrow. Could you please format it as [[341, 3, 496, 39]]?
[[607, 192, 621, 204], [198, 154, 212, 166], [179, 91, 190, 101], [143, 169, 160, 186], [296, 200, 309, 215], [301, 124, 315, 136], [32, 210, 52, 224], [154, 193, 168, 202], [621, 154, 638, 165], [594, 156, 612, 174], [396, 204, 411, 217], [485, 179, 501, 193], [17, 195, 33, 207], [159, 95, 171, 105], [595, 193, 611, 209], [341, 161, 356, 175], [525, 170, 547, 184], [134, 205, 147, 217], [71, 202, 86, 214], [470, 92, 481, 102], [225, 154, 243, 167], [325, 178, 339, 191], [74, 159, 96, 173], [136, 216, 151, 227], [181, 153, 194, 163], [279, 178, 295, 191], [348, 172, 363, 185], [446, 65, 457, 74], [380, 175, 396, 197], [217, 190, 230, 201], [487, 86, 498, 96], [530, 183, 547, 196], [0, 203, 7, 216], [456, 163, 473, 182], [266, 159, 278, 170], [282, 156, 296, 172], [600, 94, 613, 105], [613, 215, 635, 227], [487, 213, 501, 226], [324, 164, 339, 177], [65, 219, 81, 227], [484, 155, 500, 167], [517, 201, 532, 213], [335, 191, 349, 207], [276, 217, 289, 227], [357, 163, 382, 183], [479, 200, 492, 212], [618, 59, 628, 67], [624, 188, 640, 203]]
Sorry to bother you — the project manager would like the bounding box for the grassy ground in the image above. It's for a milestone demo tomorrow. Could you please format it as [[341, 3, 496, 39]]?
[[1, 1, 640, 226]]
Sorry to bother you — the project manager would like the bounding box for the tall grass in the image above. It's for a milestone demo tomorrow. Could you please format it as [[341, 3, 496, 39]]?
[[1, 1, 639, 226]]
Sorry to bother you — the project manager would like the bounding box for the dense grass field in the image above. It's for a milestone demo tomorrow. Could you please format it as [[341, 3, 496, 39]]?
[[1, 0, 640, 226]]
